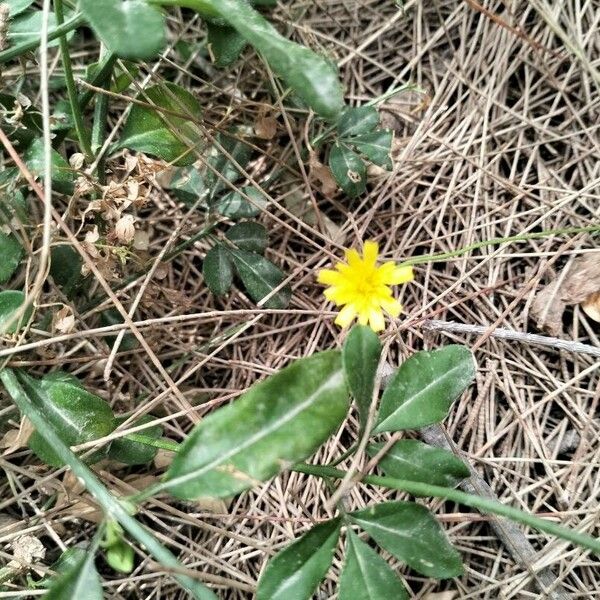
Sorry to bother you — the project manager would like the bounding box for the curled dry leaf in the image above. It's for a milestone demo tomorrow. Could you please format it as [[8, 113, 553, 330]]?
[[114, 214, 136, 244], [1, 417, 34, 455], [531, 253, 600, 335], [309, 151, 337, 197], [10, 535, 46, 567], [582, 291, 600, 322], [69, 153, 85, 170], [133, 229, 150, 251], [254, 116, 278, 140], [53, 305, 75, 334]]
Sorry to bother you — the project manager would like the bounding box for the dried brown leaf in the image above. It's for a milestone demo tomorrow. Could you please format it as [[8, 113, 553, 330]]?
[[582, 291, 600, 322]]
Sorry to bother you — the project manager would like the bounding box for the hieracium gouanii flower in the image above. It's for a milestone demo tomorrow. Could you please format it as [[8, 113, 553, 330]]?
[[317, 241, 413, 332]]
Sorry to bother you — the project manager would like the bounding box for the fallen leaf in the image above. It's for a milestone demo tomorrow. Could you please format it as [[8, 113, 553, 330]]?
[[582, 291, 600, 322], [309, 152, 337, 197], [10, 535, 46, 567], [53, 305, 75, 334], [531, 253, 600, 335], [254, 116, 278, 140], [1, 417, 34, 455], [115, 214, 136, 244]]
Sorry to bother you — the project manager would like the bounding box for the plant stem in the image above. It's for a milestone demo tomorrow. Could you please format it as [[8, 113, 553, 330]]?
[[54, 0, 93, 162], [0, 13, 85, 64], [0, 369, 218, 600], [401, 225, 600, 266], [292, 463, 600, 555]]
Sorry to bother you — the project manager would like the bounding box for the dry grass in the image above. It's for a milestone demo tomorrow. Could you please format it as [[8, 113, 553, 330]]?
[[1, 0, 599, 598]]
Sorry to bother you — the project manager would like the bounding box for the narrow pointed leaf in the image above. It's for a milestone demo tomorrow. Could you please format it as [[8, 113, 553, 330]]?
[[203, 244, 234, 296], [225, 222, 268, 253], [202, 0, 344, 120], [257, 517, 342, 600], [329, 143, 366, 197], [350, 501, 463, 579], [230, 248, 291, 308], [374, 345, 476, 433], [339, 530, 408, 600], [342, 325, 381, 434], [46, 550, 103, 600], [367, 440, 469, 490], [80, 0, 165, 60], [165, 351, 349, 499], [118, 83, 202, 166], [352, 130, 393, 169], [337, 105, 379, 138]]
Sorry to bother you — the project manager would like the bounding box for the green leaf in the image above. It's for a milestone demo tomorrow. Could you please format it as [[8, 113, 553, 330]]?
[[206, 23, 247, 68], [214, 186, 267, 219], [118, 83, 202, 166], [23, 138, 75, 194], [367, 440, 469, 490], [350, 501, 463, 579], [339, 530, 408, 600], [50, 245, 84, 298], [105, 538, 134, 573], [351, 130, 393, 170], [80, 0, 165, 60], [328, 143, 366, 197], [374, 345, 476, 433], [19, 372, 117, 468], [108, 415, 162, 465], [165, 165, 207, 205], [203, 244, 234, 296], [342, 325, 381, 434], [205, 132, 253, 201], [0, 290, 33, 334], [8, 11, 64, 48], [6, 0, 36, 16], [256, 517, 342, 600], [202, 0, 344, 120], [337, 106, 379, 138], [46, 550, 103, 600], [226, 222, 268, 253], [164, 350, 349, 499], [0, 233, 23, 283], [230, 249, 291, 308]]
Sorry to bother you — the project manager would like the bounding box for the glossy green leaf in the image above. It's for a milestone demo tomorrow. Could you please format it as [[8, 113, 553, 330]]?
[[105, 539, 134, 573], [342, 325, 381, 434], [165, 165, 207, 205], [329, 143, 367, 197], [350, 502, 463, 579], [165, 351, 349, 499], [8, 11, 63, 47], [351, 130, 393, 169], [118, 83, 202, 166], [23, 138, 75, 194], [226, 222, 268, 253], [367, 440, 469, 490], [50, 245, 84, 298], [108, 415, 162, 465], [46, 549, 103, 600], [80, 0, 165, 60], [214, 186, 267, 219], [339, 530, 408, 600], [205, 132, 253, 201], [0, 233, 23, 283], [19, 372, 117, 468], [6, 0, 36, 16], [203, 244, 234, 296], [0, 290, 33, 334], [337, 106, 379, 138], [257, 517, 342, 600], [206, 23, 247, 67], [374, 345, 476, 433], [202, 0, 344, 120], [230, 249, 291, 308]]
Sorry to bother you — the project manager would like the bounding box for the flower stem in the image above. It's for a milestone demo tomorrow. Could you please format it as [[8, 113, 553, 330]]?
[[292, 462, 600, 555], [54, 0, 93, 161]]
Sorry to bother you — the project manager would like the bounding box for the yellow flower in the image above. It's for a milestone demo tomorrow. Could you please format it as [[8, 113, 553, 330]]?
[[317, 241, 413, 332]]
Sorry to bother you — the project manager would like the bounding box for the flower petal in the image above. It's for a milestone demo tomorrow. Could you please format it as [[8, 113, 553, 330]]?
[[317, 269, 344, 285], [387, 265, 414, 285], [344, 248, 361, 267], [362, 241, 379, 267], [368, 309, 386, 332], [335, 304, 357, 328], [379, 298, 402, 317]]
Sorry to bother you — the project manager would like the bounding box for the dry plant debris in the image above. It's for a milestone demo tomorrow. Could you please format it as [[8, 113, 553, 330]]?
[[1, 0, 599, 598]]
